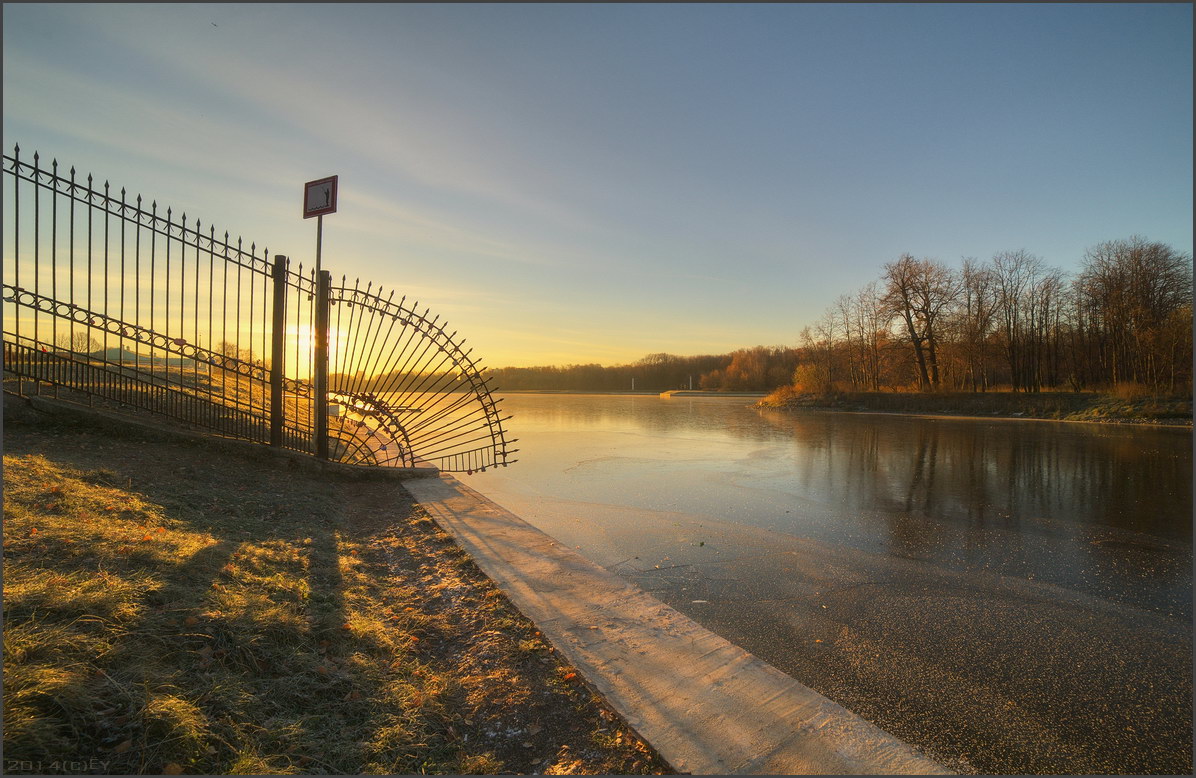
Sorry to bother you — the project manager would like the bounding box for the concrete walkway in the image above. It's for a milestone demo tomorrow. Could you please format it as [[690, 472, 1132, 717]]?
[[402, 474, 951, 775]]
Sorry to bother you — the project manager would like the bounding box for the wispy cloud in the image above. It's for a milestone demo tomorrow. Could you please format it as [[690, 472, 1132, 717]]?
[[65, 9, 600, 236]]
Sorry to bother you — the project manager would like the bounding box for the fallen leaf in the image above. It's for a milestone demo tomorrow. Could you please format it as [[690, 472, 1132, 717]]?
[[112, 739, 132, 754], [29, 528, 38, 536], [563, 672, 576, 681], [184, 616, 199, 626], [163, 762, 184, 774], [141, 534, 153, 542], [204, 745, 217, 756]]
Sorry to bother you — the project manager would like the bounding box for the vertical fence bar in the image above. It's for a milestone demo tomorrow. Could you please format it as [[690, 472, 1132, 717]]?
[[270, 254, 288, 447], [314, 269, 330, 459]]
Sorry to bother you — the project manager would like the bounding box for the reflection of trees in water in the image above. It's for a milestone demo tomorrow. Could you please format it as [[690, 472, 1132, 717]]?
[[757, 410, 1191, 542]]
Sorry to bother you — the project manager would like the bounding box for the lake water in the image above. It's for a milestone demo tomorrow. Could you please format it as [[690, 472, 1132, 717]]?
[[457, 393, 1193, 773], [460, 393, 1191, 613]]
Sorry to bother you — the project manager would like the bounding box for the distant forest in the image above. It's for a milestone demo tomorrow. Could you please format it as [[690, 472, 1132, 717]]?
[[484, 349, 796, 392], [351, 235, 1192, 396]]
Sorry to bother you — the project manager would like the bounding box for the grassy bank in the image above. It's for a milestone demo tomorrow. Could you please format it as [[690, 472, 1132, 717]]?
[[756, 386, 1192, 425], [2, 400, 671, 775]]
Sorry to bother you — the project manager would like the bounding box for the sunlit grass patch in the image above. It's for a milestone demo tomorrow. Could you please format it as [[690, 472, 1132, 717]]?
[[3, 422, 672, 775]]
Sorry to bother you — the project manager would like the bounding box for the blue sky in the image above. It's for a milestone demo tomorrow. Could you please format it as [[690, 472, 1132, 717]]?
[[4, 3, 1192, 367]]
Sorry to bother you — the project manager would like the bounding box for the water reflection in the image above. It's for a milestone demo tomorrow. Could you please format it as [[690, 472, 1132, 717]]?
[[462, 394, 1192, 615], [758, 409, 1190, 541], [458, 394, 1193, 773]]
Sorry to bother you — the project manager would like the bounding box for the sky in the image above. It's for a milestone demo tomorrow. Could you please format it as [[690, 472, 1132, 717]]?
[[4, 3, 1192, 368]]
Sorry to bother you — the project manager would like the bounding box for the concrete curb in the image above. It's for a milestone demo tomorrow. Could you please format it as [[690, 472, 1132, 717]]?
[[403, 474, 952, 775]]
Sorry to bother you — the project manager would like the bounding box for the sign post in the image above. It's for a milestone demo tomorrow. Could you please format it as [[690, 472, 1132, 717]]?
[[303, 176, 338, 458], [303, 175, 338, 275]]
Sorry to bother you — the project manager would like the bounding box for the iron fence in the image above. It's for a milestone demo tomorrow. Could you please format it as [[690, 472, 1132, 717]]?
[[2, 145, 517, 472]]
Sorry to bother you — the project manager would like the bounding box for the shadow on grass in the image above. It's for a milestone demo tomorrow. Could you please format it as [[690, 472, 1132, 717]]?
[[0, 408, 412, 774]]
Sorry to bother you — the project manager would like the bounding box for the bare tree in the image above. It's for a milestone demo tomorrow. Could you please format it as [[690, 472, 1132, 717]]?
[[852, 282, 891, 391], [956, 258, 997, 391], [1078, 236, 1193, 389], [882, 254, 960, 390], [55, 331, 102, 354], [990, 250, 1041, 391]]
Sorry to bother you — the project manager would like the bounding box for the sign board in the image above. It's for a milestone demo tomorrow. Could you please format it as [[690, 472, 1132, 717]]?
[[303, 175, 338, 218]]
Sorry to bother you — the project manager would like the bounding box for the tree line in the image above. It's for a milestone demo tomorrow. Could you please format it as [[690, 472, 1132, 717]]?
[[485, 352, 737, 392], [337, 235, 1191, 396], [797, 236, 1191, 394]]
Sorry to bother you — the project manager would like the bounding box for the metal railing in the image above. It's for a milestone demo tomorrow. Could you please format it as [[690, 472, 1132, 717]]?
[[2, 146, 517, 472]]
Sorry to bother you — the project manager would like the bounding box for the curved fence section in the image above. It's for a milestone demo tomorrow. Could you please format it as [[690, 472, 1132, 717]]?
[[2, 145, 517, 472], [324, 280, 515, 472]]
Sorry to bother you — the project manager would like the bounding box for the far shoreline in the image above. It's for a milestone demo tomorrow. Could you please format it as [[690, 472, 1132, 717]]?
[[755, 389, 1193, 429], [492, 388, 1192, 429]]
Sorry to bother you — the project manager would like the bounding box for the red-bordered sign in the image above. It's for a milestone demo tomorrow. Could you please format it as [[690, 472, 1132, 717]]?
[[303, 175, 338, 218]]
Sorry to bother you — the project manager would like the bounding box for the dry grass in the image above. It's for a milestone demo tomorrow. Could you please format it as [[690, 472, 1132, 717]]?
[[2, 401, 672, 775]]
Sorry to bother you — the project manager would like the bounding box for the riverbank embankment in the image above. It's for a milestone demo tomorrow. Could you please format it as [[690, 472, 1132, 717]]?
[[756, 387, 1193, 426]]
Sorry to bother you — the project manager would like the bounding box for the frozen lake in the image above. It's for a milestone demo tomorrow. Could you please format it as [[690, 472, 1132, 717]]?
[[457, 393, 1193, 773]]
